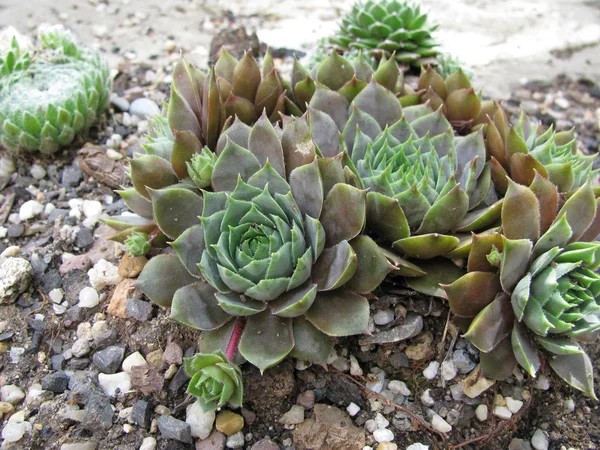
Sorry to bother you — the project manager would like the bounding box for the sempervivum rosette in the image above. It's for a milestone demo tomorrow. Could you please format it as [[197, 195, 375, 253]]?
[[135, 114, 399, 371], [439, 177, 600, 397]]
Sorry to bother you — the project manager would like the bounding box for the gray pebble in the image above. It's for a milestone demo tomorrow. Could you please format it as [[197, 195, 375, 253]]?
[[453, 349, 476, 373], [93, 346, 125, 374], [129, 98, 160, 118], [111, 97, 130, 112], [131, 399, 152, 429], [51, 355, 66, 371], [83, 393, 114, 430], [62, 167, 82, 188], [42, 371, 70, 393], [7, 224, 24, 238], [69, 358, 91, 370], [76, 228, 94, 248], [126, 298, 153, 321], [157, 415, 192, 443], [168, 365, 190, 394]]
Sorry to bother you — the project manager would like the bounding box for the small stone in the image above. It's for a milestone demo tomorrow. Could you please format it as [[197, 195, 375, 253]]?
[[506, 397, 524, 414], [146, 349, 163, 368], [374, 413, 389, 429], [98, 372, 131, 397], [563, 398, 575, 413], [132, 400, 152, 429], [475, 404, 488, 421], [360, 313, 422, 345], [158, 415, 192, 443], [106, 149, 123, 160], [91, 321, 116, 348], [388, 380, 411, 396], [88, 259, 122, 291], [93, 346, 125, 374], [0, 385, 24, 404], [72, 338, 92, 357], [196, 430, 227, 450], [82, 200, 103, 220], [509, 438, 532, 450], [462, 366, 495, 398], [0, 402, 14, 414], [279, 405, 305, 425], [126, 298, 153, 321], [366, 368, 386, 393], [186, 401, 215, 439], [349, 355, 363, 376], [296, 390, 315, 409], [164, 364, 178, 379], [0, 257, 33, 303], [534, 375, 550, 390], [531, 429, 549, 450], [19, 200, 43, 221], [216, 410, 244, 436], [365, 419, 377, 433], [111, 97, 130, 112], [376, 443, 397, 450], [139, 437, 157, 450], [493, 406, 512, 420], [240, 408, 256, 425], [78, 287, 99, 308], [441, 359, 457, 381], [373, 309, 395, 326], [452, 349, 476, 373], [51, 355, 66, 371], [431, 413, 452, 433], [420, 389, 435, 407], [373, 428, 394, 443], [82, 394, 114, 430], [250, 438, 280, 450], [49, 288, 64, 303], [554, 97, 570, 110], [406, 445, 429, 450], [163, 341, 183, 365], [122, 351, 147, 373], [1, 421, 27, 443], [118, 254, 147, 278], [107, 278, 137, 318], [423, 361, 439, 380], [226, 431, 245, 449], [347, 402, 360, 416], [61, 444, 98, 450], [405, 331, 434, 360], [30, 164, 46, 180], [41, 371, 70, 393], [130, 98, 160, 118]]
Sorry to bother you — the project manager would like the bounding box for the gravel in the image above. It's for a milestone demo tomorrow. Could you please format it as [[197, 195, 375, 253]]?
[[157, 415, 192, 443]]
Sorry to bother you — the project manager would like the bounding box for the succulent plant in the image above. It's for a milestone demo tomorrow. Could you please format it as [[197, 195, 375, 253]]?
[[439, 177, 600, 397], [474, 103, 598, 194], [134, 114, 401, 371], [417, 66, 482, 125], [185, 351, 243, 412], [125, 231, 151, 257], [328, 0, 439, 67], [0, 24, 111, 154]]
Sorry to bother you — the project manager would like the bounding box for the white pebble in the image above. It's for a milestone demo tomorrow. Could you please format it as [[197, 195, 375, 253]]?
[[49, 288, 64, 304], [373, 309, 395, 326], [563, 398, 575, 413], [493, 405, 512, 420], [475, 404, 488, 421], [505, 397, 523, 414], [531, 428, 549, 450], [366, 368, 385, 393], [406, 444, 429, 450], [374, 412, 389, 429], [420, 389, 435, 407], [534, 375, 551, 390], [0, 385, 25, 404], [19, 200, 44, 221], [431, 413, 452, 433], [30, 164, 46, 180], [88, 259, 122, 290], [71, 338, 92, 357], [98, 372, 132, 397], [186, 401, 215, 439], [373, 428, 394, 443], [423, 361, 440, 380], [76, 322, 93, 340], [226, 430, 245, 448], [346, 402, 360, 416], [106, 149, 123, 160], [350, 355, 363, 376], [441, 359, 457, 381], [0, 227, 6, 238], [364, 419, 377, 433], [78, 287, 99, 308], [139, 436, 157, 450], [1, 421, 26, 442], [388, 380, 411, 396], [122, 351, 148, 374], [53, 303, 67, 315]]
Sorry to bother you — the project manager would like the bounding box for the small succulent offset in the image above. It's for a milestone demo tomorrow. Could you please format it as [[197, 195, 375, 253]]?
[[440, 177, 600, 397], [328, 0, 439, 67], [125, 232, 151, 257], [135, 115, 399, 375], [0, 25, 111, 154]]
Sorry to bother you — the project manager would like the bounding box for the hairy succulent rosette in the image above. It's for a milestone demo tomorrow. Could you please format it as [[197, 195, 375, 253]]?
[[474, 103, 598, 194], [185, 351, 243, 412], [135, 115, 397, 371], [328, 0, 439, 67], [439, 178, 600, 397], [125, 231, 151, 257], [0, 25, 111, 153], [417, 66, 481, 125]]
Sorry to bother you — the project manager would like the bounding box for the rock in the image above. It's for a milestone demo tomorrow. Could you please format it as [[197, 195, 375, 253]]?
[[359, 313, 423, 345], [52, 355, 66, 371], [293, 404, 365, 450], [126, 298, 153, 321], [61, 443, 98, 450], [163, 341, 183, 365], [349, 355, 363, 376], [531, 429, 549, 450], [373, 428, 394, 443], [216, 410, 244, 436], [240, 408, 256, 426], [7, 223, 24, 238], [279, 405, 305, 425], [93, 346, 125, 374], [493, 406, 512, 420], [196, 430, 227, 450], [441, 359, 457, 381], [366, 368, 386, 393], [1, 384, 25, 404], [82, 394, 114, 430], [41, 371, 70, 393], [76, 228, 94, 248], [139, 437, 157, 450], [509, 438, 533, 450], [157, 415, 192, 443], [30, 164, 46, 179], [388, 380, 411, 396], [107, 278, 137, 318], [131, 364, 164, 395], [0, 402, 14, 414], [475, 404, 488, 421], [118, 254, 147, 278], [1, 420, 28, 443], [62, 166, 82, 187], [91, 321, 117, 348], [422, 361, 439, 380], [452, 349, 476, 373], [226, 431, 245, 449], [130, 98, 161, 118], [405, 331, 434, 360], [122, 351, 147, 373], [132, 400, 153, 429], [376, 443, 397, 450], [406, 444, 429, 450], [186, 401, 215, 439], [461, 366, 495, 398], [374, 413, 389, 429], [98, 372, 131, 397], [78, 286, 99, 308], [347, 402, 360, 416], [88, 259, 122, 291], [506, 397, 524, 414], [111, 97, 130, 112], [19, 200, 44, 221], [60, 255, 93, 275], [534, 375, 550, 390], [297, 390, 315, 409], [431, 413, 452, 433], [420, 389, 435, 407], [0, 257, 33, 303], [373, 309, 395, 326], [72, 338, 92, 357], [82, 200, 103, 220], [250, 438, 280, 450]]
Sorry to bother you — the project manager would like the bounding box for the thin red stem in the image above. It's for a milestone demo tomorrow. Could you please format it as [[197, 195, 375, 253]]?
[[225, 318, 245, 362]]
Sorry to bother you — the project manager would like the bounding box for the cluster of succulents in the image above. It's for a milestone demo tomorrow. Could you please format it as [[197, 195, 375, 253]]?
[[104, 20, 599, 412], [0, 25, 111, 154]]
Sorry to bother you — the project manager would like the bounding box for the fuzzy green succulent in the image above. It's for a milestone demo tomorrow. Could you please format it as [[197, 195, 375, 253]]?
[[328, 0, 439, 67], [435, 178, 600, 397], [0, 25, 111, 154], [125, 232, 151, 257], [133, 114, 403, 372]]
